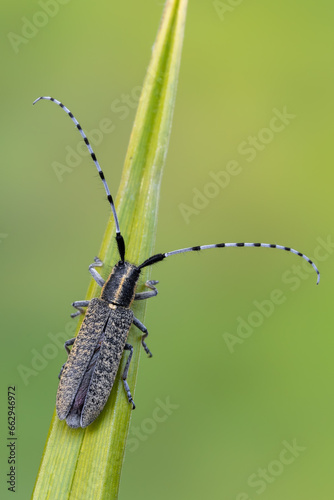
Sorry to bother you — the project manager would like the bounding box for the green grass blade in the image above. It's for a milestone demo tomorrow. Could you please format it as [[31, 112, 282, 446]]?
[[31, 1, 188, 499]]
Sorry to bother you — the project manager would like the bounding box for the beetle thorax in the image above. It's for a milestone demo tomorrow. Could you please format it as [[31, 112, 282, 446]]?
[[100, 261, 141, 307]]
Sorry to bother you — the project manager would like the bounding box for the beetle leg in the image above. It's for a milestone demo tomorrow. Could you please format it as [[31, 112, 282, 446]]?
[[64, 337, 76, 354], [122, 344, 135, 409], [89, 256, 105, 287], [71, 300, 90, 318], [132, 316, 152, 357], [134, 280, 159, 301], [71, 257, 103, 317], [58, 337, 76, 379]]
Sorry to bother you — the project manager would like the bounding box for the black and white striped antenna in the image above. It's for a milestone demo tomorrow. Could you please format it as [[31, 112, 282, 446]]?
[[33, 97, 320, 284], [139, 241, 320, 284], [33, 96, 125, 262]]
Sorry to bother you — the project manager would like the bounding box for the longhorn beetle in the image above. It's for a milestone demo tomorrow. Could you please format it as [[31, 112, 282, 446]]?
[[33, 96, 320, 428]]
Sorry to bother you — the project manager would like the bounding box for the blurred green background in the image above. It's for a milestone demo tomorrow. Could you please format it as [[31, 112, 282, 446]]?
[[1, 1, 333, 498]]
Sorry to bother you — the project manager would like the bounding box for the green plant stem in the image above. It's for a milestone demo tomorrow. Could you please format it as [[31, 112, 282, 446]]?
[[31, 1, 188, 498]]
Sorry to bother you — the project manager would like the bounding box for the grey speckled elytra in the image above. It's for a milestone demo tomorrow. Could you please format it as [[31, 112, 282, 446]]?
[[57, 297, 133, 427], [34, 96, 320, 428]]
